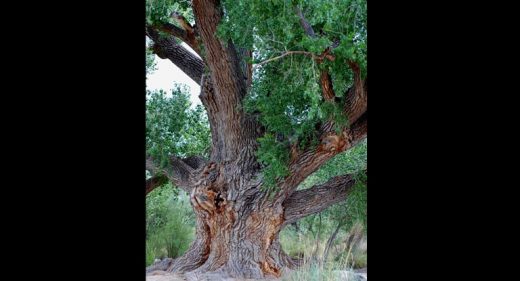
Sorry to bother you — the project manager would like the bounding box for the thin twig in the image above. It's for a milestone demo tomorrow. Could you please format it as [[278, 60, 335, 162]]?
[[253, 51, 314, 69]]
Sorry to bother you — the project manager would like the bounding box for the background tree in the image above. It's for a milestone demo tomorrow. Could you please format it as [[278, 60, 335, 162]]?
[[145, 0, 367, 278]]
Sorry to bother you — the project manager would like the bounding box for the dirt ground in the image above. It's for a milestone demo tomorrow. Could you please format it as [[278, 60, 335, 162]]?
[[146, 269, 367, 281], [146, 273, 269, 281]]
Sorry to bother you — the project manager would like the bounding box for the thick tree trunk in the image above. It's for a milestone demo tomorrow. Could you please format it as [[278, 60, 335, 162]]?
[[146, 1, 367, 278], [146, 161, 361, 279], [161, 162, 292, 279]]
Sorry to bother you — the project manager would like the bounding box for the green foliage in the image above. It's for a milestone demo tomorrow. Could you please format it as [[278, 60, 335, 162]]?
[[280, 220, 367, 276], [146, 0, 193, 25], [146, 185, 195, 266], [280, 139, 366, 268], [299, 139, 367, 231], [146, 183, 179, 235], [256, 133, 290, 190], [146, 44, 157, 75], [320, 101, 349, 133], [144, 0, 366, 187], [144, 0, 367, 272], [220, 0, 366, 186], [301, 139, 367, 188], [146, 86, 211, 168]]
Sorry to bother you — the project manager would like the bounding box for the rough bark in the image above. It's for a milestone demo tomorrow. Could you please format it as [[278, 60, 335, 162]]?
[[191, 0, 261, 165], [320, 69, 336, 101], [345, 61, 367, 125], [276, 112, 367, 204], [145, 174, 168, 195], [145, 156, 204, 193], [146, 25, 204, 85], [169, 13, 201, 55], [145, 1, 367, 279], [146, 161, 362, 278], [295, 6, 316, 38], [159, 162, 292, 278], [283, 173, 360, 226]]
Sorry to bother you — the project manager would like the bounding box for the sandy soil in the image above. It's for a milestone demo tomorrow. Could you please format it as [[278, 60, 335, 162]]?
[[146, 270, 366, 281]]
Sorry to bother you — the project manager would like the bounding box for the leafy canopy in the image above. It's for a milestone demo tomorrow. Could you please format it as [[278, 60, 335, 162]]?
[[146, 0, 366, 187], [146, 86, 211, 168], [220, 0, 366, 187]]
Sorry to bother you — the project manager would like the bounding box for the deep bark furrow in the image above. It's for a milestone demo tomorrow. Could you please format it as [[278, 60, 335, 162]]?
[[278, 74, 367, 199], [278, 120, 366, 201], [145, 1, 366, 279], [345, 63, 367, 125], [320, 69, 336, 101], [192, 0, 261, 165], [350, 112, 367, 146]]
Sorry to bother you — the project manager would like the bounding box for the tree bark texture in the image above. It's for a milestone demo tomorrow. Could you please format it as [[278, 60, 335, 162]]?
[[145, 0, 367, 278]]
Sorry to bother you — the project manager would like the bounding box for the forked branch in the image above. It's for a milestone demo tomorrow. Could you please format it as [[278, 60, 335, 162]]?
[[146, 155, 206, 194]]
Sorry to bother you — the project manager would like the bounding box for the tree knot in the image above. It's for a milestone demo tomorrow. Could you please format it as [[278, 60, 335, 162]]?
[[320, 132, 348, 153]]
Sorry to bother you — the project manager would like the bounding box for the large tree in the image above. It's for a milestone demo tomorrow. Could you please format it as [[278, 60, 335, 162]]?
[[145, 0, 367, 278]]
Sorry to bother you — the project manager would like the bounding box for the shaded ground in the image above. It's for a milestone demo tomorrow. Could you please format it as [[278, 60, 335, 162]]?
[[147, 273, 186, 281], [146, 272, 265, 281]]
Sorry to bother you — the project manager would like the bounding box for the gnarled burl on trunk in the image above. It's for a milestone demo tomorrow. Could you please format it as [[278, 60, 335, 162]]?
[[146, 0, 367, 279]]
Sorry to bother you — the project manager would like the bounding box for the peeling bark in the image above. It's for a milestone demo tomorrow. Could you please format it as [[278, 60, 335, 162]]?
[[146, 161, 363, 278], [345, 62, 367, 125], [320, 69, 336, 101], [157, 162, 293, 278], [145, 0, 366, 279]]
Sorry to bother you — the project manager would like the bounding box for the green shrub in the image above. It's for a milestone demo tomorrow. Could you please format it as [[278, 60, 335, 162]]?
[[146, 185, 195, 266]]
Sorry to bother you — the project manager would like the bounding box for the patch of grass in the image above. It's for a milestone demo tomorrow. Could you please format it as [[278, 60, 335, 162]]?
[[146, 187, 195, 266], [333, 222, 367, 269], [281, 220, 367, 280]]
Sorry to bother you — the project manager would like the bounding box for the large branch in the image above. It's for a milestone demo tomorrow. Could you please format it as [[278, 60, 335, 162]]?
[[146, 25, 204, 85], [146, 155, 205, 194], [295, 6, 316, 38], [192, 0, 260, 164], [276, 80, 367, 202], [345, 61, 367, 125], [320, 69, 335, 101], [146, 174, 169, 195], [237, 48, 253, 91], [168, 12, 202, 55], [153, 22, 187, 43], [152, 22, 201, 56], [295, 6, 337, 102], [283, 172, 363, 225], [277, 125, 363, 201]]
